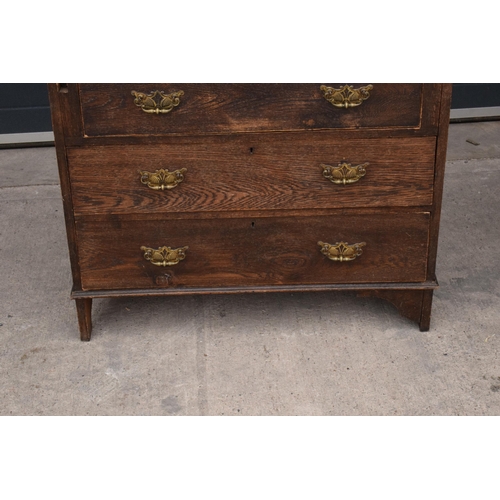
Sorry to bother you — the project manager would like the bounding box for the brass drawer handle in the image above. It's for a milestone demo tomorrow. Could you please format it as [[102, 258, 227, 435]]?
[[139, 168, 187, 191], [320, 84, 373, 108], [131, 90, 184, 114], [141, 245, 188, 267], [318, 241, 366, 262], [321, 162, 368, 185]]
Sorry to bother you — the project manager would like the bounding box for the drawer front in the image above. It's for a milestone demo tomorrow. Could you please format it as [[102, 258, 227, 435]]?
[[68, 135, 436, 215], [79, 84, 440, 137], [76, 213, 430, 291]]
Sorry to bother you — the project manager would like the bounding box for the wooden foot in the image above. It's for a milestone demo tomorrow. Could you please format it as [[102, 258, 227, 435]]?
[[75, 298, 92, 341], [418, 290, 434, 332], [357, 289, 434, 331]]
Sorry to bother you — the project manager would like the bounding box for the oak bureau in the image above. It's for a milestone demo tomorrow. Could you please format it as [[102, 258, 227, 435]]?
[[48, 84, 452, 341]]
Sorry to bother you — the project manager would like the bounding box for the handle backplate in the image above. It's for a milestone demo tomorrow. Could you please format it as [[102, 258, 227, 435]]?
[[318, 241, 366, 262], [139, 168, 187, 191], [320, 85, 373, 108], [141, 246, 188, 267], [321, 162, 368, 185], [131, 90, 184, 114]]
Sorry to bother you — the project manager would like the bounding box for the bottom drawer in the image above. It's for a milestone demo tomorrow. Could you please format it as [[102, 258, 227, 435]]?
[[76, 213, 430, 291]]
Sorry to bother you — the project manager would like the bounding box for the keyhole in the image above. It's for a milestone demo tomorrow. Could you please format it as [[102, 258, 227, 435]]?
[[251, 221, 255, 228], [155, 274, 171, 286], [249, 147, 254, 154]]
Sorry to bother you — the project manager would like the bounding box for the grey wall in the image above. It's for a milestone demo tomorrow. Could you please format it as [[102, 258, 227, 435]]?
[[0, 84, 52, 134]]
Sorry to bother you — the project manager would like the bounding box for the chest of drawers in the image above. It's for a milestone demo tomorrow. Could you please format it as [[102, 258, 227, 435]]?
[[48, 84, 452, 341]]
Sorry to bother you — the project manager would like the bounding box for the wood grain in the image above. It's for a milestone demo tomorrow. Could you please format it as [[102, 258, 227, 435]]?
[[47, 83, 451, 338], [71, 281, 439, 299], [67, 135, 437, 215], [78, 84, 439, 137], [47, 84, 82, 288], [426, 84, 452, 280], [75, 298, 92, 341], [76, 212, 430, 291]]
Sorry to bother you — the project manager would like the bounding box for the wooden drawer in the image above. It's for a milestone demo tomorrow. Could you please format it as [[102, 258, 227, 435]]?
[[79, 83, 441, 137], [68, 134, 437, 215], [76, 212, 430, 291]]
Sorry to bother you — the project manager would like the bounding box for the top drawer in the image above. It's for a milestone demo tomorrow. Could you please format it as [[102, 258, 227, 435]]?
[[78, 84, 442, 138]]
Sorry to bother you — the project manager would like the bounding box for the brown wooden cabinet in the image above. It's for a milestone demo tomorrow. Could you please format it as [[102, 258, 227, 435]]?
[[48, 84, 452, 341]]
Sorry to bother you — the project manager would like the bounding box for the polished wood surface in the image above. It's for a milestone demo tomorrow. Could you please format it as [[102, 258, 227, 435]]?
[[68, 135, 437, 215], [76, 212, 430, 290], [79, 83, 441, 137], [48, 83, 452, 340]]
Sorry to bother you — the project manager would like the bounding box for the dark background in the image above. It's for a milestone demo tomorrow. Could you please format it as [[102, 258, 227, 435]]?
[[1, 83, 499, 135]]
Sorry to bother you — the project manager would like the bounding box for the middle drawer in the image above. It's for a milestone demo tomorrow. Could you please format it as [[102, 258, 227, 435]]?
[[68, 133, 436, 215]]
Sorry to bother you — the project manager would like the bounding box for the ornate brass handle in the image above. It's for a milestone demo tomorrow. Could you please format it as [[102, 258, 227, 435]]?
[[320, 84, 373, 108], [318, 241, 366, 262], [131, 90, 184, 114], [139, 168, 187, 191], [321, 162, 368, 185], [141, 245, 188, 267]]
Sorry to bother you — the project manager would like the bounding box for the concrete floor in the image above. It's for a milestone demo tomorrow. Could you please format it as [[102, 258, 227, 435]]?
[[0, 122, 499, 415]]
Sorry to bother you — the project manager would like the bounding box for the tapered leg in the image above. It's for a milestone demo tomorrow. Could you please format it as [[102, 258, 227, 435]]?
[[75, 298, 92, 341], [418, 290, 434, 332]]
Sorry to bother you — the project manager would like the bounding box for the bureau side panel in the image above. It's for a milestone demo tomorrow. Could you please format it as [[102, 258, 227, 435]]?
[[426, 83, 452, 280], [47, 84, 83, 288]]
